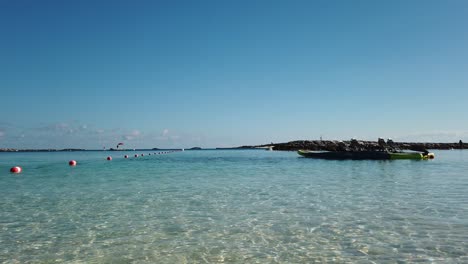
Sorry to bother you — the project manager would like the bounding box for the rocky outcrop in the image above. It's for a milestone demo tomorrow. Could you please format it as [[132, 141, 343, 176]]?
[[257, 140, 468, 151]]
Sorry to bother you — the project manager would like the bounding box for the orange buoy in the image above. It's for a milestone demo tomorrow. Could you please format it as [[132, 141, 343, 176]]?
[[10, 166, 22, 174], [107, 156, 112, 161], [69, 160, 77, 166]]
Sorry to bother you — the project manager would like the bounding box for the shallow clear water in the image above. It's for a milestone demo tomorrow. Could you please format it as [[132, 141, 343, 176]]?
[[1, 150, 467, 263]]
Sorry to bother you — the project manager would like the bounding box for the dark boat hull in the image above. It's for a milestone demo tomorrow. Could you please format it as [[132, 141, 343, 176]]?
[[298, 150, 434, 160], [298, 150, 390, 160]]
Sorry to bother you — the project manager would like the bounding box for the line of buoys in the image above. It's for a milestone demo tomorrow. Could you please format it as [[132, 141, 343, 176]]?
[[10, 166, 22, 174], [118, 150, 182, 160], [7, 150, 186, 174]]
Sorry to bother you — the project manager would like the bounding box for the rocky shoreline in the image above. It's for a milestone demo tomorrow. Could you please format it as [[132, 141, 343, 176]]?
[[257, 140, 467, 151]]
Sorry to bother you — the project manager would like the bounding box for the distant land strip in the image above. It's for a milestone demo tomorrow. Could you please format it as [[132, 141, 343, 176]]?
[[0, 148, 87, 152], [0, 140, 466, 152], [0, 148, 164, 152]]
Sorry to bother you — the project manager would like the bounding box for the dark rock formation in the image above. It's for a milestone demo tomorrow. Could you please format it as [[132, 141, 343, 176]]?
[[256, 140, 468, 151]]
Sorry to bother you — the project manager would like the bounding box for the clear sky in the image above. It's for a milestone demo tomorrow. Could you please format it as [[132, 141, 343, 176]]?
[[1, 0, 467, 149]]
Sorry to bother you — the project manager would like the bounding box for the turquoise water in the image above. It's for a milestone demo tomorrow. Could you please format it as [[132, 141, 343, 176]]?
[[1, 150, 467, 263]]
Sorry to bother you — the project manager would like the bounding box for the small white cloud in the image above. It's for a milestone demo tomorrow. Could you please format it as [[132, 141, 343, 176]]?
[[55, 123, 69, 129], [157, 129, 180, 141], [192, 136, 202, 143], [122, 129, 142, 141]]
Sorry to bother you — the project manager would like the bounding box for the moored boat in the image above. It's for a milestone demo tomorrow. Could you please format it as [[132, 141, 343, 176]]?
[[298, 150, 434, 160]]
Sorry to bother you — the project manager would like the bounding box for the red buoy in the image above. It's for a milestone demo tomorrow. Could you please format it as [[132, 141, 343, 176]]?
[[134, 154, 138, 158], [10, 166, 22, 174], [124, 155, 128, 159], [107, 156, 112, 161], [69, 160, 77, 166]]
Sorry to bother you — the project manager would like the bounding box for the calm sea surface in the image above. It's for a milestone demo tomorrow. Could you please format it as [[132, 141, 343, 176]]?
[[1, 150, 467, 263]]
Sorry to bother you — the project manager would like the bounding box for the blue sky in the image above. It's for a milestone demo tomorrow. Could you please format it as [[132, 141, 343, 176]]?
[[1, 0, 467, 149]]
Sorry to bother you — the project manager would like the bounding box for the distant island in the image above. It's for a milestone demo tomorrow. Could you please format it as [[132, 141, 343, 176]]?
[[0, 140, 466, 152], [215, 146, 255, 150], [253, 139, 466, 151], [0, 148, 86, 152]]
